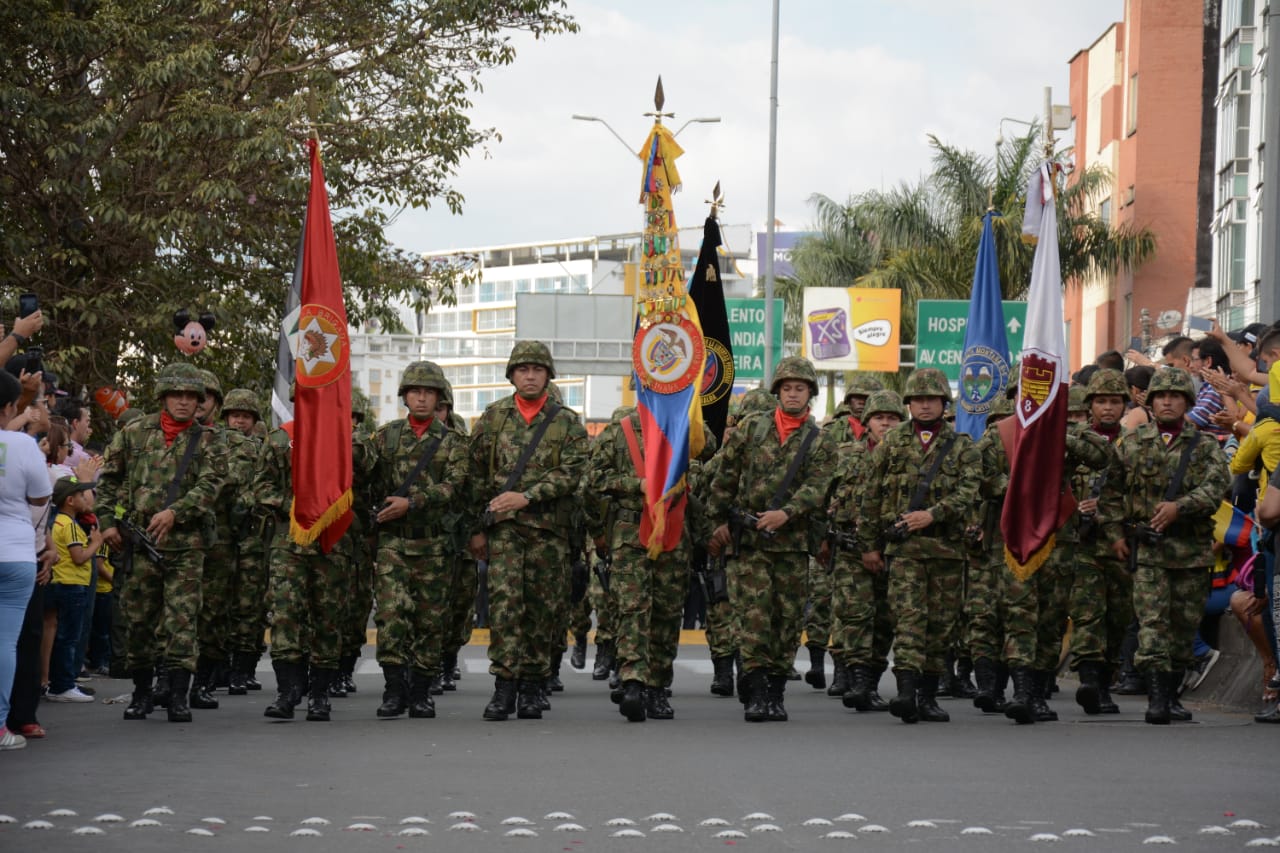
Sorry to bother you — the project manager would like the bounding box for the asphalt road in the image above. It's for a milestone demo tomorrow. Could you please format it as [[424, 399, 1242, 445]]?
[[1, 645, 1274, 853]]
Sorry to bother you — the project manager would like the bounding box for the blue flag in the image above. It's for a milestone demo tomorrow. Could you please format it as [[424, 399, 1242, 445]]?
[[955, 211, 1011, 438]]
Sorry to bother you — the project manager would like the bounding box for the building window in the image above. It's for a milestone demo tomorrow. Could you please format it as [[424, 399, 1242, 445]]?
[[1126, 73, 1138, 135], [572, 274, 589, 293], [1099, 197, 1111, 226], [475, 308, 515, 332]]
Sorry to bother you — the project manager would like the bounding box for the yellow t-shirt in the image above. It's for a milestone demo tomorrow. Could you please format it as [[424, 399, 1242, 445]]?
[[51, 512, 90, 587], [95, 547, 114, 594]]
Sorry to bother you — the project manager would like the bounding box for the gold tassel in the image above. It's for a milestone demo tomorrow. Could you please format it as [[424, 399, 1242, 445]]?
[[1004, 533, 1055, 581], [289, 489, 354, 547]]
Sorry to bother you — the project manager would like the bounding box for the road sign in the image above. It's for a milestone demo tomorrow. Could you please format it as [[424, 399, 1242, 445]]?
[[915, 300, 1027, 381], [725, 298, 784, 381]]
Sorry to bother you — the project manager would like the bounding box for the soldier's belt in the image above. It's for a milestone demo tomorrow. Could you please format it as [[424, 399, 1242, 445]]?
[[614, 508, 643, 524]]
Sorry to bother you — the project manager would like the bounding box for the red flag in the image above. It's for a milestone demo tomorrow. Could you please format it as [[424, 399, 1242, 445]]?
[[289, 138, 353, 552], [1001, 163, 1069, 579]]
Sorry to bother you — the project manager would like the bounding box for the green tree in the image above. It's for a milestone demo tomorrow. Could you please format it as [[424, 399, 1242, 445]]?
[[0, 0, 576, 401]]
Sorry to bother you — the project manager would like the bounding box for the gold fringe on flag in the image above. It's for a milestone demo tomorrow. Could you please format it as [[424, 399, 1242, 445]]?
[[289, 488, 354, 547], [1004, 533, 1055, 582]]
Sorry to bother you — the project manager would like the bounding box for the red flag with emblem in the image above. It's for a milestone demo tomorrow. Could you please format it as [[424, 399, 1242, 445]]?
[[289, 138, 353, 553]]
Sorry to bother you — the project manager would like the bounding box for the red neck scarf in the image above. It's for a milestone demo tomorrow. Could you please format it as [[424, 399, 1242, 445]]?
[[1092, 422, 1122, 442], [515, 394, 548, 425], [774, 407, 809, 445], [160, 411, 195, 447], [1158, 419, 1184, 448], [409, 415, 434, 438], [847, 415, 866, 440], [914, 420, 939, 450]]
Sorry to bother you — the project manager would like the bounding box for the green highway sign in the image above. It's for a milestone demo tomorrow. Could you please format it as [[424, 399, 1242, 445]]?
[[726, 298, 784, 382], [915, 300, 1027, 381]]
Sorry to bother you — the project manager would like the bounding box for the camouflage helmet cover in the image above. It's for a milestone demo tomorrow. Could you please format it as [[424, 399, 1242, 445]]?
[[861, 389, 907, 421], [988, 393, 1015, 418], [222, 388, 261, 420], [1084, 368, 1129, 404], [902, 368, 952, 403], [506, 340, 556, 380], [770, 355, 819, 397], [437, 377, 454, 408], [398, 360, 448, 397], [1067, 383, 1089, 413], [844, 374, 885, 401], [155, 362, 207, 403], [740, 387, 778, 415], [1147, 366, 1196, 405], [197, 369, 223, 404]]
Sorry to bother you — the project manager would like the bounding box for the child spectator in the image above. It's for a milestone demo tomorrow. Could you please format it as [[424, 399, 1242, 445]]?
[[84, 530, 114, 676], [44, 477, 101, 703]]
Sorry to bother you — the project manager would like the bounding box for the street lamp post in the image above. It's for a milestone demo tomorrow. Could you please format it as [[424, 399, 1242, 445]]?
[[572, 114, 720, 161]]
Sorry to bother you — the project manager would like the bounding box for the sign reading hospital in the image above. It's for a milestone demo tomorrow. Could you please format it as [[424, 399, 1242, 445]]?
[[725, 298, 783, 381], [915, 299, 1028, 381], [801, 288, 901, 372]]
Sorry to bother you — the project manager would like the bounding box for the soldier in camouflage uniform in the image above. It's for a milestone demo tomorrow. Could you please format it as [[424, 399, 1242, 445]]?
[[1101, 367, 1231, 724], [468, 341, 589, 721], [97, 362, 229, 723], [541, 380, 581, 703], [331, 387, 378, 698], [707, 358, 837, 722], [437, 379, 475, 692], [830, 389, 904, 712], [858, 368, 981, 724], [369, 362, 469, 720], [1069, 368, 1132, 715], [256, 400, 375, 722], [582, 418, 622, 682], [221, 389, 270, 696]]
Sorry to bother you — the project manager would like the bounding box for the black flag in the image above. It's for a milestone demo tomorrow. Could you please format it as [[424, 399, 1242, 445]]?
[[689, 215, 733, 445]]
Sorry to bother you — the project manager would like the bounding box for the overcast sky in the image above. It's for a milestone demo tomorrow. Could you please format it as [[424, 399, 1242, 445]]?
[[386, 0, 1125, 256]]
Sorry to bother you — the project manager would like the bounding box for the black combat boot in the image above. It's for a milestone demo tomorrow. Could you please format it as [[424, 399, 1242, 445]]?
[[152, 669, 170, 709], [827, 658, 850, 697], [645, 685, 674, 720], [166, 669, 193, 723], [592, 642, 614, 680], [992, 663, 1010, 712], [516, 679, 543, 719], [842, 665, 873, 711], [743, 671, 769, 723], [1075, 661, 1104, 715], [608, 669, 621, 690], [227, 653, 249, 696], [889, 670, 920, 724], [1031, 670, 1058, 722], [916, 673, 951, 722], [618, 680, 646, 722], [949, 657, 978, 700], [123, 668, 154, 720], [440, 651, 458, 691], [866, 668, 890, 712], [188, 657, 220, 710], [972, 657, 1000, 712], [536, 680, 552, 711], [1144, 670, 1171, 724], [1168, 671, 1193, 721], [710, 656, 735, 697], [306, 668, 334, 721], [264, 660, 301, 719], [570, 633, 588, 670], [765, 674, 789, 721], [407, 670, 436, 719], [1097, 667, 1119, 714], [736, 654, 750, 706], [548, 652, 565, 693], [428, 675, 444, 696], [804, 645, 826, 690], [1004, 667, 1036, 725], [243, 651, 264, 691], [376, 665, 409, 718], [483, 677, 517, 721], [338, 653, 358, 693]]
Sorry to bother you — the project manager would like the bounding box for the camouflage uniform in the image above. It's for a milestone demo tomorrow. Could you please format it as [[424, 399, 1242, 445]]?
[[470, 342, 589, 719], [858, 368, 981, 723], [370, 362, 470, 717], [1067, 369, 1133, 714], [582, 433, 619, 680], [440, 403, 477, 686], [828, 390, 902, 710], [221, 389, 271, 694], [1101, 367, 1231, 723], [707, 359, 837, 721], [96, 363, 229, 722]]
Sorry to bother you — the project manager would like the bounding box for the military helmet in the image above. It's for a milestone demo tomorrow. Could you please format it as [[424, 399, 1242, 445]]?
[[844, 374, 885, 401], [506, 340, 556, 380], [350, 386, 373, 425], [547, 380, 563, 405], [902, 368, 952, 403], [222, 388, 261, 420], [1068, 384, 1089, 413], [117, 407, 144, 426], [154, 362, 207, 403], [196, 369, 223, 405], [1147, 366, 1196, 405], [397, 360, 448, 397], [609, 405, 636, 425], [988, 393, 1015, 419], [861, 389, 906, 421], [770, 355, 819, 397], [740, 387, 778, 415], [438, 377, 454, 408], [1084, 368, 1128, 404]]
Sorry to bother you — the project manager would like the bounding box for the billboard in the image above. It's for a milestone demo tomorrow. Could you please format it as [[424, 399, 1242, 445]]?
[[801, 288, 901, 372]]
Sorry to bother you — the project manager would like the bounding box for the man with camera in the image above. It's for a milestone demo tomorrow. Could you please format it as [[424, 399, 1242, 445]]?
[[857, 368, 981, 724], [1101, 367, 1231, 724]]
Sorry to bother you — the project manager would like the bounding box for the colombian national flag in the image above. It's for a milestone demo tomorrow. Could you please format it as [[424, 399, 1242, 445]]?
[[1213, 501, 1255, 549]]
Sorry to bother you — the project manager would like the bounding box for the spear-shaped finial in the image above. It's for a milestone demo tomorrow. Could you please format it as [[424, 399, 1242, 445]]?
[[644, 75, 674, 123], [706, 181, 724, 219]]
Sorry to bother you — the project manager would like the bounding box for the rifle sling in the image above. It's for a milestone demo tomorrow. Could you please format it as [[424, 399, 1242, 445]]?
[[163, 424, 203, 510], [391, 429, 444, 499], [1163, 430, 1201, 503], [498, 404, 563, 494], [767, 424, 819, 511], [907, 434, 956, 513]]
